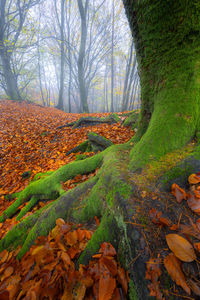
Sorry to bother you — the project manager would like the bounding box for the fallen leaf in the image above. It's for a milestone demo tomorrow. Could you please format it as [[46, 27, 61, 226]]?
[[99, 270, 116, 300], [99, 242, 116, 257], [164, 253, 191, 295], [145, 258, 162, 300], [187, 278, 200, 296], [117, 266, 128, 294], [166, 234, 196, 262], [56, 218, 65, 226], [188, 174, 200, 185], [187, 192, 200, 214], [171, 183, 186, 203]]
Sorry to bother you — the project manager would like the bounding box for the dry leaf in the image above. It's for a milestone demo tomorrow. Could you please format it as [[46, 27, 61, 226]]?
[[56, 218, 65, 227], [188, 174, 200, 185], [171, 183, 186, 203], [166, 234, 196, 262], [117, 266, 128, 294], [145, 258, 162, 300], [99, 271, 116, 300], [99, 242, 116, 257], [187, 279, 200, 296], [164, 253, 190, 295], [187, 192, 200, 214]]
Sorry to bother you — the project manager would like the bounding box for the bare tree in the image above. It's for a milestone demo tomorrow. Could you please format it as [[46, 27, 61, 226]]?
[[0, 0, 40, 100]]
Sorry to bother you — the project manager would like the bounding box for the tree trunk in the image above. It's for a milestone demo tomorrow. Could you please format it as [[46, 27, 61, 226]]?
[[121, 40, 134, 111], [67, 0, 72, 113], [0, 50, 22, 100], [77, 0, 89, 113], [123, 0, 200, 170], [110, 0, 115, 112], [57, 0, 65, 111]]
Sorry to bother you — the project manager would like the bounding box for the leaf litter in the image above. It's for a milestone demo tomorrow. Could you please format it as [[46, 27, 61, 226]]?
[[0, 100, 132, 299]]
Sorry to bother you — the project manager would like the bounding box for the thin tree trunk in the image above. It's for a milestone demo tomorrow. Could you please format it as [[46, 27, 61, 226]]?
[[66, 0, 72, 113], [57, 0, 65, 110], [121, 40, 134, 111], [77, 0, 89, 113], [110, 0, 115, 112]]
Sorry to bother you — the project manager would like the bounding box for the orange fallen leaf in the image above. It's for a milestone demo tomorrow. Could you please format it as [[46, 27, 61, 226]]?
[[188, 174, 200, 185], [166, 234, 196, 262], [99, 242, 116, 257], [145, 258, 162, 299], [117, 266, 128, 294], [99, 269, 116, 300], [56, 218, 65, 226], [171, 183, 186, 203], [164, 253, 190, 295], [187, 192, 200, 214]]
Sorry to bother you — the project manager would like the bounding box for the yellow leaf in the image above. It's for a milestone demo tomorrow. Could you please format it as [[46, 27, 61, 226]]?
[[166, 234, 196, 262]]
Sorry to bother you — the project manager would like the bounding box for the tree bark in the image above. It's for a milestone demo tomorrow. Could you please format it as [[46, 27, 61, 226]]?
[[57, 0, 65, 111], [110, 0, 115, 112], [77, 0, 89, 113], [123, 0, 200, 169]]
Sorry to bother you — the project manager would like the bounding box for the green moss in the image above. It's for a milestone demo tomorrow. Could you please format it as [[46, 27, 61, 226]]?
[[0, 202, 53, 253], [78, 212, 118, 265], [0, 153, 103, 222], [128, 280, 138, 300], [75, 154, 88, 161], [133, 143, 194, 188], [33, 170, 55, 181], [123, 0, 200, 171], [123, 110, 139, 130]]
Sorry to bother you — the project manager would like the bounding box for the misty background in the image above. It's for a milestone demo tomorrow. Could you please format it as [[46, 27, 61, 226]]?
[[0, 0, 141, 113]]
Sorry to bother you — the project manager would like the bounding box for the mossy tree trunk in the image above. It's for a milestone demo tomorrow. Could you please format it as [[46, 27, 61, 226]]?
[[1, 2, 200, 299], [123, 0, 200, 170]]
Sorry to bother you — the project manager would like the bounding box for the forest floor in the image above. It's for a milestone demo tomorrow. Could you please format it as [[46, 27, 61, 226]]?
[[0, 100, 133, 299], [1, 100, 200, 300]]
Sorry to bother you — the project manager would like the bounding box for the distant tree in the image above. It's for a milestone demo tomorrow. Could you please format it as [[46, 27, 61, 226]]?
[[0, 0, 40, 100]]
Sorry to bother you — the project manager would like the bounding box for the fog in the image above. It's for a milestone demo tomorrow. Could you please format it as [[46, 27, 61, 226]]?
[[0, 0, 140, 113]]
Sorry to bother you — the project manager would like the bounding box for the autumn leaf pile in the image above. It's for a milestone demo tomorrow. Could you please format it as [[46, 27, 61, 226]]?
[[0, 218, 129, 299], [0, 100, 132, 300], [146, 173, 200, 299], [0, 100, 134, 210]]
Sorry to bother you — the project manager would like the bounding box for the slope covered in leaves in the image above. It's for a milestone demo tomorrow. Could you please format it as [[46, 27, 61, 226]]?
[[0, 100, 132, 300], [0, 100, 134, 211]]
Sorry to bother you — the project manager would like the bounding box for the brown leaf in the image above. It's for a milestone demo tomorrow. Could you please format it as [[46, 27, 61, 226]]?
[[187, 279, 200, 296], [56, 218, 65, 227], [99, 242, 116, 257], [0, 250, 9, 264], [164, 253, 191, 295], [1, 266, 14, 281], [166, 234, 196, 262], [65, 231, 78, 246], [196, 218, 200, 232], [187, 192, 200, 214], [117, 266, 128, 294], [61, 251, 72, 268], [99, 271, 116, 300], [101, 256, 117, 277], [145, 258, 162, 300], [171, 183, 186, 203], [188, 174, 200, 185]]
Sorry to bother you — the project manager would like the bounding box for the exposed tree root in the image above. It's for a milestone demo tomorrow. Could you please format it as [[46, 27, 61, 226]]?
[[57, 113, 120, 129], [1, 136, 200, 298], [65, 132, 113, 157]]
